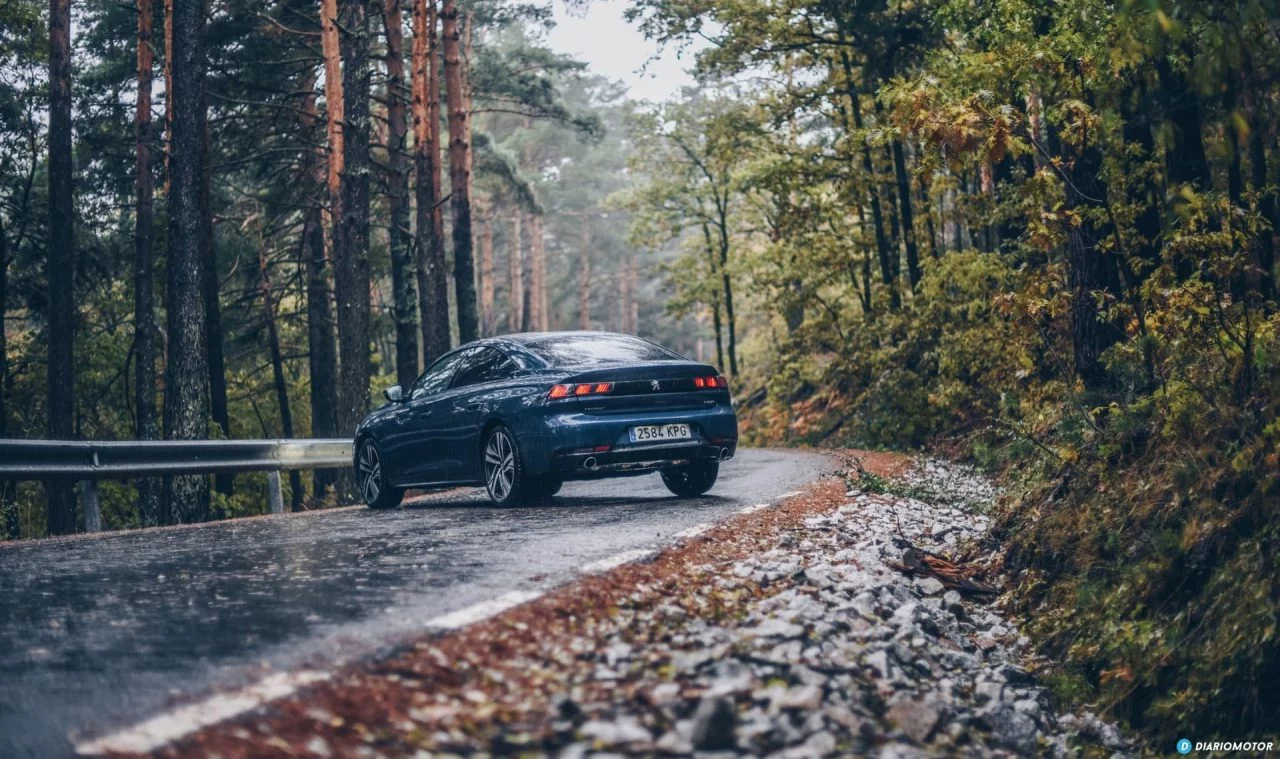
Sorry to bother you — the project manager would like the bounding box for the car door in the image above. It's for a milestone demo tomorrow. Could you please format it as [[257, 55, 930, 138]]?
[[436, 347, 520, 481], [391, 350, 466, 484]]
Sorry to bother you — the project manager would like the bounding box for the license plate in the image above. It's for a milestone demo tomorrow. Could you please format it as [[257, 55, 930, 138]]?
[[629, 423, 691, 443]]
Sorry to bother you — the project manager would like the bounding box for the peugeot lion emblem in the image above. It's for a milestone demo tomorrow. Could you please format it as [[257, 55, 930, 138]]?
[[651, 379, 661, 391]]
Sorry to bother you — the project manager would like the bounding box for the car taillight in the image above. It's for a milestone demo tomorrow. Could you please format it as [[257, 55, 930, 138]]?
[[696, 376, 727, 390], [549, 383, 612, 400]]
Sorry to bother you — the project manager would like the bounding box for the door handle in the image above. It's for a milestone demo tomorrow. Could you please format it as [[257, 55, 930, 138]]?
[[415, 409, 432, 419], [465, 403, 481, 411]]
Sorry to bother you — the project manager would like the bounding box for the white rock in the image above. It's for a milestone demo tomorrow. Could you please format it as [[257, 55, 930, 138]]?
[[751, 617, 806, 639], [913, 576, 945, 596], [777, 684, 824, 711], [579, 717, 651, 745]]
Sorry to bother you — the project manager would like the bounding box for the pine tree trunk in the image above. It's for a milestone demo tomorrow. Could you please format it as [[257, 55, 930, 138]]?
[[321, 0, 344, 217], [440, 0, 478, 343], [628, 255, 638, 335], [713, 199, 738, 377], [163, 0, 212, 523], [479, 214, 494, 335], [163, 0, 173, 184], [891, 139, 920, 290], [202, 92, 231, 496], [134, 0, 162, 525], [862, 244, 874, 317], [0, 211, 14, 538], [46, 0, 77, 534], [618, 250, 630, 332], [297, 66, 340, 500], [839, 49, 897, 312], [335, 0, 373, 444], [257, 246, 304, 510], [1063, 140, 1120, 391], [1158, 58, 1212, 196], [541, 219, 551, 330], [521, 211, 534, 331], [700, 222, 724, 369], [412, 0, 449, 363], [530, 214, 547, 331], [381, 0, 419, 387], [579, 215, 591, 330], [919, 171, 938, 260], [718, 249, 736, 376], [319, 1, 346, 475], [711, 293, 724, 373], [321, 0, 346, 437], [508, 213, 524, 332]]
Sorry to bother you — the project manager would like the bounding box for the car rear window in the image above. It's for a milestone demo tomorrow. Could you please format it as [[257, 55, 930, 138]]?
[[524, 335, 683, 366]]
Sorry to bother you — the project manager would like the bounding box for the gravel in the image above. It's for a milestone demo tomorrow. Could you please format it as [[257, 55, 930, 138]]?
[[546, 459, 1133, 757]]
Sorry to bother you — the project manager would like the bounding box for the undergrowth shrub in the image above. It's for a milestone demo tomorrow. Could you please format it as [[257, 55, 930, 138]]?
[[740, 244, 1280, 743]]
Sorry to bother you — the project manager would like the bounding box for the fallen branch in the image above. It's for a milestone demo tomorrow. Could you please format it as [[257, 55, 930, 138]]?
[[888, 538, 998, 597]]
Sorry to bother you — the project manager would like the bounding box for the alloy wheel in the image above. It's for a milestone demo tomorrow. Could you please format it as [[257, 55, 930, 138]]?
[[484, 429, 516, 501], [358, 442, 382, 504]]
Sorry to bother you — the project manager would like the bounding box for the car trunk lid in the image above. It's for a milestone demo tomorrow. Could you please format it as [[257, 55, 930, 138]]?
[[557, 361, 727, 413]]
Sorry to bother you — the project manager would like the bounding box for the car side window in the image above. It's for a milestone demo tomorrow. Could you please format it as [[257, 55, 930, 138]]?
[[451, 348, 517, 389], [409, 352, 464, 400]]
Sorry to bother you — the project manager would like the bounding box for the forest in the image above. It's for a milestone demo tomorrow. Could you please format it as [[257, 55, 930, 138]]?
[[0, 0, 711, 534], [2, 0, 1280, 745]]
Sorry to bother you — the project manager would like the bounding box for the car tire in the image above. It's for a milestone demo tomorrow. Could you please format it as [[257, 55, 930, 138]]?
[[482, 425, 531, 506], [661, 461, 719, 497], [357, 438, 403, 510]]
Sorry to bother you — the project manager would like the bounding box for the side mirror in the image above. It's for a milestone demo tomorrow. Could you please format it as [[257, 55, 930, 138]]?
[[384, 385, 404, 403]]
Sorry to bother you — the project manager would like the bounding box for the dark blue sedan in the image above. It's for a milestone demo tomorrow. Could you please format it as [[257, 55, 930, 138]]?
[[353, 331, 738, 508]]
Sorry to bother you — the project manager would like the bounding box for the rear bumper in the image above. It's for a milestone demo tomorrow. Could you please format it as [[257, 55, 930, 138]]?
[[551, 440, 735, 478], [512, 404, 738, 478]]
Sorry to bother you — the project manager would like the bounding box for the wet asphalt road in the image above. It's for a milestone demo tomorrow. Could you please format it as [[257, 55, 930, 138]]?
[[0, 448, 830, 758]]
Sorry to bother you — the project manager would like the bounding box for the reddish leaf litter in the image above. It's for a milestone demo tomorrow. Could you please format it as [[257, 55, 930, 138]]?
[[123, 450, 1131, 758]]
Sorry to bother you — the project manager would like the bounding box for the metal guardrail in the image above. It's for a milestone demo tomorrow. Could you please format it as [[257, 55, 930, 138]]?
[[0, 438, 353, 531]]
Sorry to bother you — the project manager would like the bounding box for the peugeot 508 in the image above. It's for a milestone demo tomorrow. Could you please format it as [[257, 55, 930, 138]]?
[[353, 331, 738, 508]]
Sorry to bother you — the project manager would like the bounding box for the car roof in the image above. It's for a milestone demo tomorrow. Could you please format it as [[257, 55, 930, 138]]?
[[495, 330, 635, 345], [470, 332, 684, 367]]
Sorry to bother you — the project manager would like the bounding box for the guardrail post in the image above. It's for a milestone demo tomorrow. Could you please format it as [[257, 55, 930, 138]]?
[[81, 480, 101, 533], [267, 470, 284, 514]]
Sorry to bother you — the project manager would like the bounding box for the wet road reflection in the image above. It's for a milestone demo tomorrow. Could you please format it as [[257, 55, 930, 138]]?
[[0, 448, 830, 757]]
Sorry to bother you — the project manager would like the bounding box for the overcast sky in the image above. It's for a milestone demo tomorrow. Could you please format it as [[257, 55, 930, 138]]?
[[545, 1, 704, 103]]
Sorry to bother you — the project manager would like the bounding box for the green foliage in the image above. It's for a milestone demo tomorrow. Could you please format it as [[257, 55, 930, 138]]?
[[626, 0, 1280, 746]]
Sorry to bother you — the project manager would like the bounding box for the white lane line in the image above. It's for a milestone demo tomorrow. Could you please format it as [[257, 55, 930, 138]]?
[[674, 523, 713, 540], [776, 491, 802, 499], [738, 502, 770, 515], [424, 590, 544, 630], [578, 548, 657, 574], [74, 670, 330, 756]]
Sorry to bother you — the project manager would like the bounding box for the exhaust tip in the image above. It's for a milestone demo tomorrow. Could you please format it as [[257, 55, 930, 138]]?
[[719, 447, 730, 460], [583, 456, 598, 470]]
